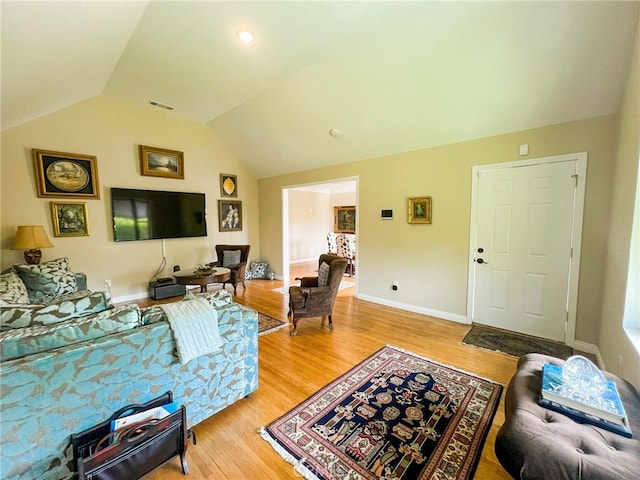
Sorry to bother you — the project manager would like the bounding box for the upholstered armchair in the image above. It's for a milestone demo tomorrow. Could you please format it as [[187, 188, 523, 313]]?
[[288, 254, 348, 336], [209, 245, 251, 294]]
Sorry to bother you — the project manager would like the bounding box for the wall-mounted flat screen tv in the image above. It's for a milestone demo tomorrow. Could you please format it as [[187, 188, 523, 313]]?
[[111, 188, 207, 242]]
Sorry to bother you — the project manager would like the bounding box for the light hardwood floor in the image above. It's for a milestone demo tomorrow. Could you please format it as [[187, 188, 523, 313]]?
[[139, 263, 516, 479]]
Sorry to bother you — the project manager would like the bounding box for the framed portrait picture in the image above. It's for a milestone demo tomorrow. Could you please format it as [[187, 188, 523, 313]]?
[[33, 149, 100, 199], [139, 145, 184, 179], [334, 206, 356, 233], [50, 202, 89, 237], [408, 197, 432, 224], [219, 174, 238, 197], [218, 200, 242, 232]]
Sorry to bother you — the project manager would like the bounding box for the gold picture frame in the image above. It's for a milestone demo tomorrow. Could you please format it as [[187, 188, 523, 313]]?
[[139, 145, 184, 179], [408, 197, 432, 224], [219, 174, 238, 197], [334, 206, 356, 233], [218, 200, 242, 232], [50, 202, 89, 237], [33, 149, 100, 199]]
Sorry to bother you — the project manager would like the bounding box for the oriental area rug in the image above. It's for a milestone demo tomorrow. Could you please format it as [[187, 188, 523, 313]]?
[[260, 345, 502, 480], [258, 312, 289, 336], [462, 325, 573, 359]]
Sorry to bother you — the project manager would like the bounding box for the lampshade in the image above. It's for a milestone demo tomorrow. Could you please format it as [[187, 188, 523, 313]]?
[[13, 225, 54, 250]]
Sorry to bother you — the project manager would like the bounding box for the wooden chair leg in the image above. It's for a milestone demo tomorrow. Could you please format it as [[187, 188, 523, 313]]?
[[290, 317, 298, 336], [328, 314, 334, 330]]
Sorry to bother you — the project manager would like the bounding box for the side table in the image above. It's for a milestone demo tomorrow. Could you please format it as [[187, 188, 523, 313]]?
[[173, 267, 231, 293]]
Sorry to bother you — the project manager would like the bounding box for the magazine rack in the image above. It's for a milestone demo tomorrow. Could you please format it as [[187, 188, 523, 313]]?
[[71, 391, 195, 480]]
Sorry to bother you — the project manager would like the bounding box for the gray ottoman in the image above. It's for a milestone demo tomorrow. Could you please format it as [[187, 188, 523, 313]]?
[[495, 353, 640, 480]]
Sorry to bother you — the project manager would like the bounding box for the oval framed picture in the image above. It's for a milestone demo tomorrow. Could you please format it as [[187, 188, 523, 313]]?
[[33, 149, 100, 199]]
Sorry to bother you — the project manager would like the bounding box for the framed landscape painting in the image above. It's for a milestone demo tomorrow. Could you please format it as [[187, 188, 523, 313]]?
[[50, 202, 89, 237], [408, 197, 432, 224], [33, 149, 100, 199], [139, 145, 184, 179]]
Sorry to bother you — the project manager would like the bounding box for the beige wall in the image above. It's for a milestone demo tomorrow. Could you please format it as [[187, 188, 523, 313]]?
[[286, 189, 357, 265], [288, 190, 332, 262], [1, 95, 259, 301], [259, 114, 618, 345], [598, 13, 640, 387]]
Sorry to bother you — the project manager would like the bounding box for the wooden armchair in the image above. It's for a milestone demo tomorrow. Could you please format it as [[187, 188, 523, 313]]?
[[209, 244, 250, 294], [288, 254, 348, 336]]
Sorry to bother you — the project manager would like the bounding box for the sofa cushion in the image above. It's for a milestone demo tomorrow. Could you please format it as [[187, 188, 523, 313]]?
[[0, 303, 140, 361], [0, 290, 112, 330], [14, 257, 78, 304], [0, 270, 30, 305], [222, 249, 241, 268]]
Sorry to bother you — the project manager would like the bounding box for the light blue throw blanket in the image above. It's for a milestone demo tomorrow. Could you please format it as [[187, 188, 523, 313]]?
[[161, 297, 223, 364]]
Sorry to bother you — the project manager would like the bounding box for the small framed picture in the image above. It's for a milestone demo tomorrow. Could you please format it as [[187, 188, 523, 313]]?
[[408, 197, 432, 224], [334, 206, 356, 233], [50, 202, 89, 237], [33, 149, 100, 199], [139, 145, 184, 179], [219, 174, 238, 197], [218, 200, 242, 232]]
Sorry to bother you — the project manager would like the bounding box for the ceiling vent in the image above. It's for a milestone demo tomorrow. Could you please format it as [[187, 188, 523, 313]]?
[[149, 101, 174, 111]]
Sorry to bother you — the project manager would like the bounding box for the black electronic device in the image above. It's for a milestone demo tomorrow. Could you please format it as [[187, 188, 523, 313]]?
[[149, 282, 186, 300], [155, 277, 174, 285], [111, 188, 207, 242]]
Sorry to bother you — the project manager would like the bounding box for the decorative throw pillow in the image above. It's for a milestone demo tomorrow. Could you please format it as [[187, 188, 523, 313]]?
[[318, 262, 330, 287], [0, 270, 30, 304], [245, 261, 269, 280], [222, 250, 241, 268], [14, 257, 78, 304]]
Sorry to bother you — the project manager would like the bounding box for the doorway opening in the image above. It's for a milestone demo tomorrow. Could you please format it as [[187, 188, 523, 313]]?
[[282, 178, 358, 293]]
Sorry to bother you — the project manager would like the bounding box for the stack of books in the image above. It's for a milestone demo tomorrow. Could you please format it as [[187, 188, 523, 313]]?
[[539, 363, 632, 438]]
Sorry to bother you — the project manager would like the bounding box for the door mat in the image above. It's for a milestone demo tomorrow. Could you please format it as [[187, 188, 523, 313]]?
[[462, 324, 573, 359], [258, 312, 289, 336], [261, 345, 502, 480]]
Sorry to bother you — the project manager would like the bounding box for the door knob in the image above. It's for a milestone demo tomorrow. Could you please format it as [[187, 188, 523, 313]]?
[[477, 247, 484, 253], [475, 258, 488, 264]]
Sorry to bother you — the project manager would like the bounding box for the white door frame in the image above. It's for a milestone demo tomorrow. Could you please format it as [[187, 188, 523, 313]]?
[[467, 152, 587, 346], [281, 177, 359, 289]]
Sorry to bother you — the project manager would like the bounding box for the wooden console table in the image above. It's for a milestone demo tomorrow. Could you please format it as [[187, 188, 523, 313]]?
[[173, 267, 231, 293]]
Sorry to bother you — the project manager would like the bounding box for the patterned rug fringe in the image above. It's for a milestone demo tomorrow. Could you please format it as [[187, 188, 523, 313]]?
[[259, 428, 319, 480], [258, 321, 289, 336]]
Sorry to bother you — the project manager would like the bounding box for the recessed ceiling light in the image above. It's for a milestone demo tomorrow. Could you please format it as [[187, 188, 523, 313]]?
[[237, 31, 254, 43]]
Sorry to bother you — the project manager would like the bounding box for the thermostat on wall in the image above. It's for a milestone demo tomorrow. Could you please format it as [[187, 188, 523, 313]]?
[[381, 209, 393, 219]]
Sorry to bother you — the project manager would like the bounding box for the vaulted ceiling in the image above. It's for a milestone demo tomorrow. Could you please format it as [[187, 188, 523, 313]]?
[[2, 1, 638, 178]]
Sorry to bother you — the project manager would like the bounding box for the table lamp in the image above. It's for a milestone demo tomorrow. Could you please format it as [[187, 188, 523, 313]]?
[[12, 225, 54, 264]]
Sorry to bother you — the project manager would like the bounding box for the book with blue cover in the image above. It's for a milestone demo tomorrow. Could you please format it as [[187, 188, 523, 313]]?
[[540, 363, 628, 426], [539, 397, 632, 438]]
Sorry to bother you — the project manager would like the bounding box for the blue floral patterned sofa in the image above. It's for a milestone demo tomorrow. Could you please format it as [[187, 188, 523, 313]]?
[[0, 259, 259, 480]]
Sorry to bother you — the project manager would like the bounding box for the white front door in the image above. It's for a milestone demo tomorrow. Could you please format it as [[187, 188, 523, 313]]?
[[470, 155, 585, 342]]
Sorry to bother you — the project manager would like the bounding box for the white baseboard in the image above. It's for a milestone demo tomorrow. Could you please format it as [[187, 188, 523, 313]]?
[[356, 293, 469, 324]]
